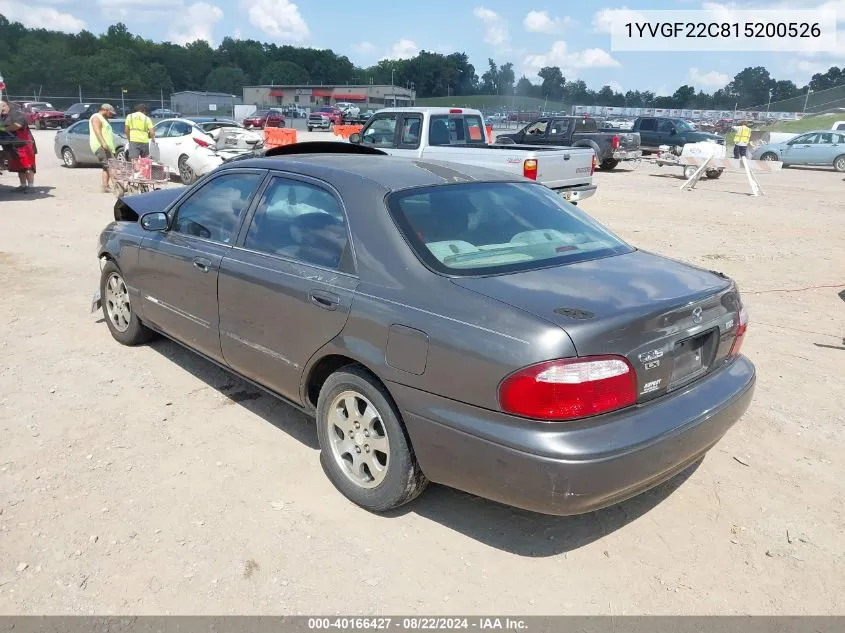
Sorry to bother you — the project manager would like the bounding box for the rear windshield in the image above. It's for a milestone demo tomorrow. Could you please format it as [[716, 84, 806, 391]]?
[[387, 182, 633, 276], [428, 114, 487, 145]]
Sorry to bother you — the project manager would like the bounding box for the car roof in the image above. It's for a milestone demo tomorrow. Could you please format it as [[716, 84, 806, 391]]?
[[376, 106, 484, 116], [223, 154, 524, 192]]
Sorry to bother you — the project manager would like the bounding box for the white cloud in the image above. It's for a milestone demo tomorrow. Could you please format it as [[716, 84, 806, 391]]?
[[352, 41, 377, 56], [523, 41, 621, 79], [0, 0, 85, 31], [592, 7, 647, 33], [381, 39, 419, 60], [687, 67, 731, 88], [168, 2, 223, 45], [474, 6, 510, 48], [523, 10, 571, 34], [242, 0, 309, 42]]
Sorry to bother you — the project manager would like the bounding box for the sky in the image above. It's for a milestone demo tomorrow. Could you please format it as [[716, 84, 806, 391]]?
[[1, 0, 843, 96]]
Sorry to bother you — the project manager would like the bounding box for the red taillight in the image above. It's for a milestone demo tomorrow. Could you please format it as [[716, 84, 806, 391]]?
[[449, 108, 463, 113], [193, 137, 210, 147], [729, 307, 748, 357], [612, 135, 620, 149], [498, 356, 637, 421], [591, 153, 597, 175], [523, 158, 538, 180]]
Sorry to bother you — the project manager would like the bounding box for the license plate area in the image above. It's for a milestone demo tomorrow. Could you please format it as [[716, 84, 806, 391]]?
[[667, 328, 719, 391]]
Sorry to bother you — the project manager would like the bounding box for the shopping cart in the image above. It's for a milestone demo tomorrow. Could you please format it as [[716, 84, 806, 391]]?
[[107, 156, 170, 197]]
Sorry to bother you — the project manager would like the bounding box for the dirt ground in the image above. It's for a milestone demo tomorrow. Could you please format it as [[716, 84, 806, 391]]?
[[1, 130, 843, 615]]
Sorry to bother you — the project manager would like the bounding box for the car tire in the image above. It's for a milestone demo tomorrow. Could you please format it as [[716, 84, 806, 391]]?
[[599, 158, 620, 170], [316, 366, 428, 513], [178, 154, 196, 185], [760, 152, 778, 161], [38, 119, 46, 130], [706, 169, 723, 179], [834, 154, 845, 172], [61, 147, 77, 168], [100, 261, 154, 346], [307, 126, 312, 132], [683, 165, 698, 179]]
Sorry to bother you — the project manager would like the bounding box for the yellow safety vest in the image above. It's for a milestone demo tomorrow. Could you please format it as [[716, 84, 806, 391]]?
[[125, 112, 153, 143], [734, 125, 751, 144]]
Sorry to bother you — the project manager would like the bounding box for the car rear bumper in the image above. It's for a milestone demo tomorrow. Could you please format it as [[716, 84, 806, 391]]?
[[553, 183, 597, 202], [613, 149, 642, 160], [390, 355, 755, 516]]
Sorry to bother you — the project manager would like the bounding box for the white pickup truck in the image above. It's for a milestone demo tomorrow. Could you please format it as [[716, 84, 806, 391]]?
[[348, 107, 597, 203]]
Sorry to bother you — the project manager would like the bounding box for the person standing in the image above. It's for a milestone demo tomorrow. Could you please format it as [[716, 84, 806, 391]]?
[[0, 101, 37, 193], [732, 120, 751, 159], [125, 104, 155, 159], [90, 103, 117, 193]]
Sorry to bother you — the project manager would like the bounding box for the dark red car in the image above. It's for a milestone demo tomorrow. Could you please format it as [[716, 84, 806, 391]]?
[[242, 109, 286, 129], [16, 102, 66, 129]]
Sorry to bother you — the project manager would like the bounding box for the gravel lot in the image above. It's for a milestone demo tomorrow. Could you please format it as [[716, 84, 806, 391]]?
[[1, 129, 843, 615]]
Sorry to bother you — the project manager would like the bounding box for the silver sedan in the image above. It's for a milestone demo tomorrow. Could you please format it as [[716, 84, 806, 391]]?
[[53, 119, 127, 167], [751, 129, 845, 172]]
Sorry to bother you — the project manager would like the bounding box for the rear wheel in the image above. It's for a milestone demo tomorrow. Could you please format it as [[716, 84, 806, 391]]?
[[705, 169, 723, 179], [178, 154, 196, 185], [100, 262, 154, 346], [599, 158, 619, 170], [683, 165, 698, 179], [834, 154, 845, 172], [38, 119, 46, 130], [61, 147, 77, 168], [316, 366, 428, 513]]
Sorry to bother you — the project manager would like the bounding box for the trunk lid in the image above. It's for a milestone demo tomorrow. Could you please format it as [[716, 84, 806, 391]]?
[[452, 250, 742, 402]]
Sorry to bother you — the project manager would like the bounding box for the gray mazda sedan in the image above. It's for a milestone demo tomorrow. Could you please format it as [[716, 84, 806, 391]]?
[[92, 143, 755, 516]]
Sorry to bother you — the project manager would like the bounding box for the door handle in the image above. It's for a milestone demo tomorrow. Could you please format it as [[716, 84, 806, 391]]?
[[309, 290, 340, 310], [193, 257, 211, 273]]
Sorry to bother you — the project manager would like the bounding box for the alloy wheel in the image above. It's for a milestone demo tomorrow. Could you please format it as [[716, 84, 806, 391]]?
[[326, 390, 390, 488], [104, 272, 131, 333]]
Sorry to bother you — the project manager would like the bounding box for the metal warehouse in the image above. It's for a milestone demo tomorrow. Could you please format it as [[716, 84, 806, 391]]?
[[170, 91, 243, 116]]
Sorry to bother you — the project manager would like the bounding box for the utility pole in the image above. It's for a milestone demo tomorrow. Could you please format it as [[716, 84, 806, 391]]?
[[121, 88, 127, 115], [766, 89, 772, 118], [79, 85, 83, 103], [161, 87, 165, 110], [803, 86, 813, 113]]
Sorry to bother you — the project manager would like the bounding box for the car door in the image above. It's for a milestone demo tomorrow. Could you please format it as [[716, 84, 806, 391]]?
[[218, 174, 357, 402], [811, 132, 838, 164], [781, 133, 818, 165], [149, 121, 172, 163], [637, 118, 658, 147], [134, 169, 267, 362], [521, 119, 550, 144], [391, 113, 423, 158], [657, 119, 677, 145], [67, 120, 93, 162], [547, 118, 571, 146]]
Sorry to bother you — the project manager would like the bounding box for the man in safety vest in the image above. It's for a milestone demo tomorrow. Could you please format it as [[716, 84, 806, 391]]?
[[124, 104, 155, 159], [731, 120, 752, 159]]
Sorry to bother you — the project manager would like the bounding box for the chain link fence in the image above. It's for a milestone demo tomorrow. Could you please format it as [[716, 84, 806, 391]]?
[[1, 92, 239, 119]]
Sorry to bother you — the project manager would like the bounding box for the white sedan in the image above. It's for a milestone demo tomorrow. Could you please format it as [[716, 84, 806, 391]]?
[[150, 117, 261, 184]]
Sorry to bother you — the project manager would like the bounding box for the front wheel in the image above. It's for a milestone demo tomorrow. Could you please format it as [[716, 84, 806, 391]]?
[[100, 262, 154, 346], [683, 165, 698, 179], [599, 158, 619, 170], [833, 154, 845, 172], [316, 366, 428, 513], [61, 147, 77, 168], [178, 154, 196, 185], [307, 126, 313, 132], [760, 152, 778, 162], [38, 119, 46, 130], [706, 169, 723, 179]]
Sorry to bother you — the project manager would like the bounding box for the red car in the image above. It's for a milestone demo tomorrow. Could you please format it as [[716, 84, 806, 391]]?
[[15, 102, 66, 129], [242, 109, 286, 129]]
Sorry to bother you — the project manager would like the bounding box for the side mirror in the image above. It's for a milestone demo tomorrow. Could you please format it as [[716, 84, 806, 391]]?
[[140, 211, 168, 231], [348, 132, 361, 144]]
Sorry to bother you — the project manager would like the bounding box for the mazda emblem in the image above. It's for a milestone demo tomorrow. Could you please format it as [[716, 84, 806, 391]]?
[[691, 306, 703, 324]]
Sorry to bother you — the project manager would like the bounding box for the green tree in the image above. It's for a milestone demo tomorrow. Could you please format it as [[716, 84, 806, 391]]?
[[206, 66, 250, 93], [258, 61, 308, 85], [538, 66, 564, 100]]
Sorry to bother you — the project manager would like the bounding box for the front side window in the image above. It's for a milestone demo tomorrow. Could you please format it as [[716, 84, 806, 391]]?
[[362, 114, 398, 147], [243, 178, 348, 269], [173, 172, 264, 243], [793, 133, 819, 144], [387, 182, 633, 276], [400, 116, 422, 146], [658, 119, 675, 133]]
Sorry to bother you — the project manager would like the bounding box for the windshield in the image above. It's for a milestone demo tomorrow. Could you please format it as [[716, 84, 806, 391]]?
[[29, 103, 54, 111], [317, 107, 335, 113], [65, 103, 90, 114], [387, 182, 633, 276], [199, 121, 242, 131]]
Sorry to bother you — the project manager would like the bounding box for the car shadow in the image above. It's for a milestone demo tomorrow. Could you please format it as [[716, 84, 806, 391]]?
[[838, 289, 845, 303], [0, 184, 55, 199], [145, 336, 701, 555]]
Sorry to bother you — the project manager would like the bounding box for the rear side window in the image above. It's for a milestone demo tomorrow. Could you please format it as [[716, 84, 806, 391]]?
[[387, 182, 633, 276], [428, 115, 487, 145], [574, 118, 598, 132], [638, 118, 657, 131]]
